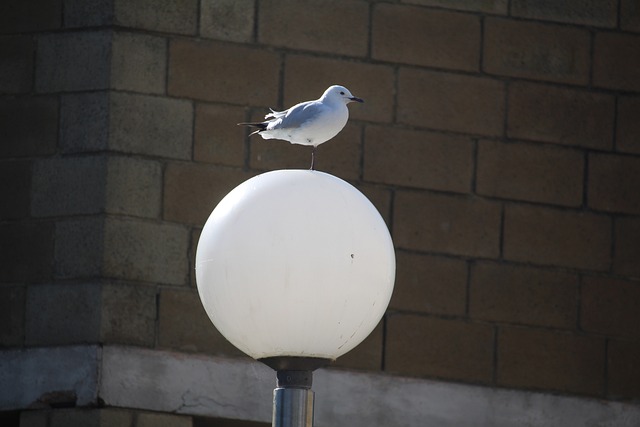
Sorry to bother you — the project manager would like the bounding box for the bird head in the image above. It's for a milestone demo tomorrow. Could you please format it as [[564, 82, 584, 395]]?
[[323, 85, 364, 104]]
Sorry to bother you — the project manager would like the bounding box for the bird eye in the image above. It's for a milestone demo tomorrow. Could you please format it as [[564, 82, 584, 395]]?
[[340, 91, 345, 95]]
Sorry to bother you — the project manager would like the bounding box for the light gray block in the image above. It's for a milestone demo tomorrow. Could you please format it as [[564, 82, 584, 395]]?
[[106, 156, 162, 218], [110, 92, 192, 160], [111, 32, 167, 94], [103, 217, 189, 285], [113, 0, 198, 34], [60, 92, 109, 153], [200, 0, 255, 42], [36, 31, 110, 93], [54, 217, 104, 279]]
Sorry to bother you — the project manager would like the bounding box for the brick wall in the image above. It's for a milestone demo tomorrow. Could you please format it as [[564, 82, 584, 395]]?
[[1, 0, 639, 414]]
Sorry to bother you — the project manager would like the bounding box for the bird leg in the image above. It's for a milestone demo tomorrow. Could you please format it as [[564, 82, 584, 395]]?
[[310, 146, 316, 170]]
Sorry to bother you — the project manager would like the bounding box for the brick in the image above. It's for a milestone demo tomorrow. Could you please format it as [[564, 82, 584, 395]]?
[[110, 92, 192, 159], [594, 32, 640, 92], [398, 68, 505, 137], [0, 35, 34, 93], [113, 0, 197, 35], [614, 217, 640, 278], [250, 123, 361, 180], [588, 153, 640, 215], [0, 160, 30, 219], [373, 4, 480, 72], [19, 410, 49, 427], [617, 95, 640, 154], [393, 191, 501, 258], [25, 283, 101, 345], [364, 126, 473, 193], [284, 55, 394, 123], [497, 327, 604, 396], [608, 339, 640, 399], [508, 82, 614, 150], [258, 0, 368, 57], [0, 221, 54, 283], [621, 0, 640, 32], [60, 92, 109, 153], [469, 262, 578, 328], [0, 96, 58, 158], [106, 156, 162, 218], [31, 156, 107, 217], [64, 0, 114, 27], [0, 0, 61, 33], [332, 321, 383, 371], [0, 285, 25, 346], [55, 217, 104, 279], [50, 408, 133, 427], [101, 283, 156, 346], [200, 0, 254, 43], [503, 204, 610, 271], [36, 31, 110, 93], [158, 288, 245, 357], [169, 39, 279, 105], [476, 140, 583, 207], [194, 103, 246, 167], [137, 412, 193, 427], [484, 18, 589, 85], [111, 32, 166, 94], [400, 0, 508, 14], [511, 0, 617, 27], [103, 217, 189, 285], [386, 314, 494, 383], [164, 163, 253, 225], [390, 252, 467, 316], [581, 277, 640, 339]]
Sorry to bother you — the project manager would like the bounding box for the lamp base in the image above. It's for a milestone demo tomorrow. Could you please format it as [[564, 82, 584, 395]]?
[[258, 356, 332, 372]]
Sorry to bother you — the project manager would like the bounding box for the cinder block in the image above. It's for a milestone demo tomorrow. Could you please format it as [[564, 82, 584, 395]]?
[[103, 217, 190, 285], [163, 162, 253, 225], [284, 54, 395, 123], [0, 96, 58, 158], [511, 0, 617, 27], [36, 31, 110, 93], [398, 68, 505, 137], [31, 156, 107, 217], [49, 408, 133, 427], [136, 411, 193, 427], [332, 321, 383, 371], [617, 95, 640, 154], [484, 18, 590, 85], [621, 0, 640, 32], [373, 4, 480, 72], [400, 0, 508, 14], [503, 204, 611, 271], [497, 326, 604, 396], [19, 410, 49, 427], [386, 314, 494, 383], [594, 32, 640, 92], [0, 221, 54, 283], [0, 0, 61, 33], [364, 125, 474, 193], [113, 0, 197, 35], [0, 35, 34, 93], [588, 153, 640, 215], [390, 252, 467, 316], [200, 0, 254, 43], [64, 0, 114, 27], [101, 283, 156, 346], [0, 160, 31, 219], [25, 283, 102, 345], [158, 288, 245, 356], [111, 32, 166, 94], [0, 285, 26, 346], [106, 156, 162, 218], [250, 123, 361, 179], [469, 262, 578, 329], [194, 103, 247, 167], [614, 217, 640, 278], [476, 139, 584, 207], [54, 217, 104, 279], [168, 39, 279, 105], [60, 92, 109, 153], [581, 276, 640, 339], [393, 191, 501, 258], [110, 92, 192, 160], [258, 0, 368, 57], [608, 339, 640, 400], [508, 81, 614, 150]]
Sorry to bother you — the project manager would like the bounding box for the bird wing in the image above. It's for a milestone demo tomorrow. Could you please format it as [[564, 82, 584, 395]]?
[[269, 101, 326, 131]]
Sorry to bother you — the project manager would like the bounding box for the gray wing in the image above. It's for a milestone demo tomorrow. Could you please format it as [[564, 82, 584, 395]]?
[[270, 101, 326, 130]]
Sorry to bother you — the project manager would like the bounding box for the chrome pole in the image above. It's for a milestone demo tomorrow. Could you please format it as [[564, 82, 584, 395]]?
[[272, 370, 314, 427]]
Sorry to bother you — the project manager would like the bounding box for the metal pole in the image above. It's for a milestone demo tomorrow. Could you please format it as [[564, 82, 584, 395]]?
[[272, 370, 314, 427]]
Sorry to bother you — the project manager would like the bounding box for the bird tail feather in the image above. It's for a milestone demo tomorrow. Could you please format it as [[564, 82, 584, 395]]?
[[237, 122, 268, 136]]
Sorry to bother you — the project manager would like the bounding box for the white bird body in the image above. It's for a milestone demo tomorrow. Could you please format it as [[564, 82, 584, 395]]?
[[239, 85, 363, 169]]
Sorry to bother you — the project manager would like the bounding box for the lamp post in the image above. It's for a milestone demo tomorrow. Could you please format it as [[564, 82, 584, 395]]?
[[195, 170, 395, 427]]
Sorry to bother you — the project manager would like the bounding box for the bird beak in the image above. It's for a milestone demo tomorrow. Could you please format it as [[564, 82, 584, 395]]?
[[349, 96, 364, 103]]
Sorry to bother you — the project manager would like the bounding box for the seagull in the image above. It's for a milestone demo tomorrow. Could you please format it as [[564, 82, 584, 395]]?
[[238, 85, 364, 170]]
